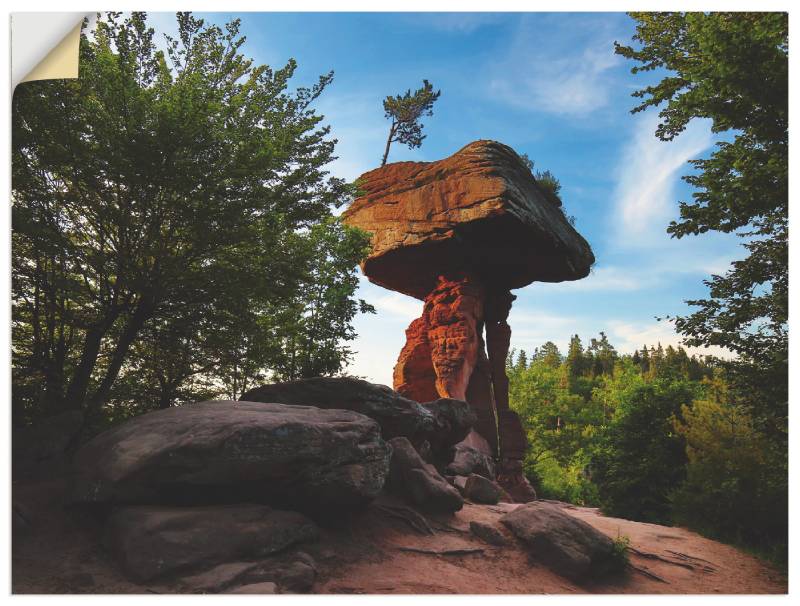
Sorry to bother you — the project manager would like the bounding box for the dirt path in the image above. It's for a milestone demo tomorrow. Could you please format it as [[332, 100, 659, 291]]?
[[315, 501, 786, 594], [13, 476, 786, 595]]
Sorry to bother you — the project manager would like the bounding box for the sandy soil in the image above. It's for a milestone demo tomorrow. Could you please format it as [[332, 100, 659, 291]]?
[[12, 476, 787, 595]]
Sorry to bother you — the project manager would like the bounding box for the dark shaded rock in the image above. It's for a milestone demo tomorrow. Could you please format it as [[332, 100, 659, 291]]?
[[469, 521, 510, 546], [464, 474, 506, 504], [240, 378, 474, 465], [65, 573, 95, 590], [105, 504, 318, 582], [497, 458, 538, 503], [179, 552, 317, 594], [227, 582, 278, 594], [386, 437, 463, 513], [240, 377, 436, 443], [446, 443, 496, 479], [242, 553, 317, 593], [500, 501, 616, 581], [179, 562, 257, 593], [70, 400, 391, 510], [423, 398, 476, 460], [450, 475, 468, 496], [12, 501, 33, 536]]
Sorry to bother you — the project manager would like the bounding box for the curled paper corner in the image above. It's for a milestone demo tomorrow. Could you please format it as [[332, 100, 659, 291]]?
[[11, 13, 94, 92]]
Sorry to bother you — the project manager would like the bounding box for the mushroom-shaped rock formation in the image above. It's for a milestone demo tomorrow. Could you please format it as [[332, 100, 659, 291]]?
[[343, 140, 595, 502]]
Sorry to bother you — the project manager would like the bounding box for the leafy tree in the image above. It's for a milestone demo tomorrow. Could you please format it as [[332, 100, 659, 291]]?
[[671, 373, 787, 562], [12, 12, 368, 427], [615, 12, 787, 388], [380, 79, 441, 166], [591, 375, 697, 523], [270, 219, 375, 381]]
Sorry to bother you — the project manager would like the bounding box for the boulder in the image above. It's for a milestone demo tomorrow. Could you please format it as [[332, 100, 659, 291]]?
[[342, 140, 595, 300], [180, 552, 317, 594], [240, 377, 474, 463], [469, 521, 510, 546], [105, 504, 318, 582], [386, 437, 463, 513], [242, 552, 317, 593], [240, 377, 436, 442], [422, 398, 476, 460], [500, 502, 616, 581], [450, 475, 468, 496], [446, 443, 496, 479], [70, 401, 391, 510], [179, 562, 257, 593], [464, 473, 507, 505], [227, 582, 278, 594]]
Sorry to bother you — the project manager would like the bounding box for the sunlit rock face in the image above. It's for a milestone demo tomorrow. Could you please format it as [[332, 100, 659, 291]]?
[[343, 140, 595, 502]]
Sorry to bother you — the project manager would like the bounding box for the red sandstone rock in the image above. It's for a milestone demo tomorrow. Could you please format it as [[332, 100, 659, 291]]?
[[342, 140, 594, 300], [342, 140, 594, 504]]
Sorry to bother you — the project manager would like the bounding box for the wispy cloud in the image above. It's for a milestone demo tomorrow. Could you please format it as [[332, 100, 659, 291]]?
[[613, 112, 714, 243], [540, 265, 650, 293], [370, 291, 422, 322], [488, 15, 622, 116], [607, 319, 735, 359], [408, 13, 505, 34]]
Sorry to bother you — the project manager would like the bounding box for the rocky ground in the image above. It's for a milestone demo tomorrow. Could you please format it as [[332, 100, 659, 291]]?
[[13, 473, 786, 595], [12, 380, 787, 595]]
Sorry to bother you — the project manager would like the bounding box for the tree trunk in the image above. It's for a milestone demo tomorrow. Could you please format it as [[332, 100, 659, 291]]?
[[381, 121, 396, 167], [62, 311, 122, 413], [86, 295, 154, 415]]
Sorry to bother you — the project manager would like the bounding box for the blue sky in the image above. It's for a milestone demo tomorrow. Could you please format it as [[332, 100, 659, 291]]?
[[149, 12, 744, 385]]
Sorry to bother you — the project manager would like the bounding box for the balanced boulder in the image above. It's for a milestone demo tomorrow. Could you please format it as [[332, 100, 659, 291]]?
[[70, 401, 391, 510], [343, 140, 595, 499], [500, 502, 617, 581], [105, 504, 318, 582]]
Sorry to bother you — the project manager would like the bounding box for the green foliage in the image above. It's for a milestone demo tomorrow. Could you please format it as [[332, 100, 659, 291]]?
[[12, 12, 371, 427], [613, 13, 787, 566], [615, 11, 787, 385], [608, 534, 631, 575], [381, 79, 441, 166], [591, 374, 697, 524], [671, 374, 787, 563], [509, 333, 784, 565]]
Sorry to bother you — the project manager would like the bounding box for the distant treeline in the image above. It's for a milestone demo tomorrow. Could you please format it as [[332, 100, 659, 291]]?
[[508, 334, 787, 564]]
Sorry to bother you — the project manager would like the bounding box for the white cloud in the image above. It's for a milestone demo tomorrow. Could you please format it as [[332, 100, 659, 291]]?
[[488, 18, 621, 116], [607, 319, 735, 359], [370, 292, 422, 322], [538, 265, 650, 293], [614, 113, 714, 243]]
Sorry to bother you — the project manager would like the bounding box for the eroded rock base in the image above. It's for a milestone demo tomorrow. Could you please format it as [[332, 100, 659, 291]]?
[[393, 272, 535, 501]]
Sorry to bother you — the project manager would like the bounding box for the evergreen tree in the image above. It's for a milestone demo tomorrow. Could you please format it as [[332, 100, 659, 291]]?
[[380, 79, 440, 166]]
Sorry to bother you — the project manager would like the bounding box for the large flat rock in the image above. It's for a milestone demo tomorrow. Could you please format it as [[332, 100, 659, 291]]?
[[105, 504, 317, 582], [241, 377, 474, 465], [240, 377, 435, 441], [342, 140, 595, 299], [69, 400, 391, 510]]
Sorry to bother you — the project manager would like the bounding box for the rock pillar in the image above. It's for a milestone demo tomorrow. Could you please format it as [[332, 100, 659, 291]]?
[[393, 274, 536, 502]]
